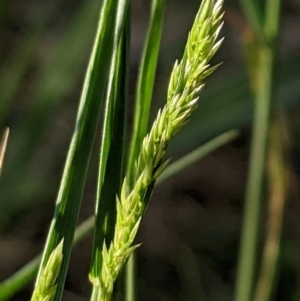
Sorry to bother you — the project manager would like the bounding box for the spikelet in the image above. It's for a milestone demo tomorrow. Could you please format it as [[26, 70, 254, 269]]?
[[31, 240, 64, 301], [94, 1, 225, 299]]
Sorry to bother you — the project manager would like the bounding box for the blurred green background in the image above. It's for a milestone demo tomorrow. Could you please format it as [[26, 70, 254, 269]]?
[[0, 0, 299, 300]]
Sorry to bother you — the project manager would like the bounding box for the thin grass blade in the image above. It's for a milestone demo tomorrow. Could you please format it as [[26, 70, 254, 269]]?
[[31, 1, 122, 300], [126, 0, 165, 184], [89, 0, 129, 290]]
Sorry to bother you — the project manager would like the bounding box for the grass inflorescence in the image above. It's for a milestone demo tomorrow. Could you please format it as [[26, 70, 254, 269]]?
[[94, 0, 225, 299], [31, 240, 64, 301]]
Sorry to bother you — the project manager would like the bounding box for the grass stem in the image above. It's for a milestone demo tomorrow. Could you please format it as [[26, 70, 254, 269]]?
[[254, 114, 288, 301], [235, 0, 282, 297], [235, 44, 274, 301]]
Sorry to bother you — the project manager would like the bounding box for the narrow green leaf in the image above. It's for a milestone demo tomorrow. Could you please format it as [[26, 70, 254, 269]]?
[[89, 0, 129, 283], [126, 0, 165, 184], [32, 1, 122, 300]]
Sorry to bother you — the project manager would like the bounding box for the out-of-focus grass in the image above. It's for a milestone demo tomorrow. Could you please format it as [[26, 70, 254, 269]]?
[[0, 0, 100, 225]]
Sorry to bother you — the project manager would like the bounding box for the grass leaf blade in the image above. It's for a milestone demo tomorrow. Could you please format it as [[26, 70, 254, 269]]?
[[32, 1, 121, 300], [89, 0, 130, 286], [126, 0, 165, 184]]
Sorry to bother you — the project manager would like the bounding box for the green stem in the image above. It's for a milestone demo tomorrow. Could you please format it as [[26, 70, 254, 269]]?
[[90, 287, 109, 301], [254, 115, 287, 301], [126, 0, 165, 184], [235, 0, 282, 299], [234, 46, 274, 301], [264, 0, 281, 44], [125, 255, 136, 301]]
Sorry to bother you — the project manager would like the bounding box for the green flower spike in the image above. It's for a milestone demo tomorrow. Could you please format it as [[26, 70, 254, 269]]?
[[92, 0, 225, 299], [31, 240, 64, 301]]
